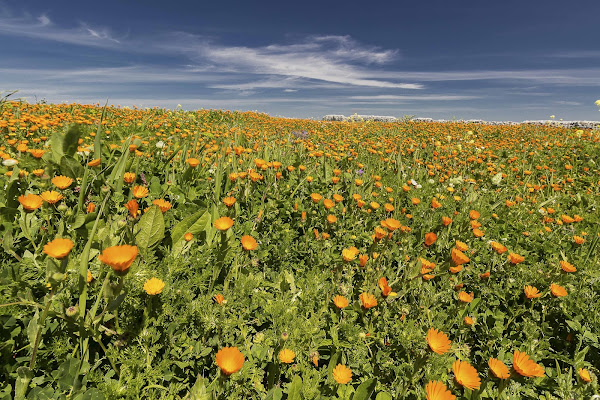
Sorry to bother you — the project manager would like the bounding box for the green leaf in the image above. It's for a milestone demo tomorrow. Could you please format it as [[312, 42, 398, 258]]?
[[49, 131, 65, 163], [171, 209, 209, 244], [60, 156, 84, 179], [26, 310, 39, 351], [352, 378, 377, 400], [63, 125, 83, 157], [287, 375, 303, 400], [264, 387, 283, 400], [15, 366, 33, 400], [187, 375, 215, 400], [375, 392, 392, 400], [135, 205, 165, 250], [327, 351, 341, 382]]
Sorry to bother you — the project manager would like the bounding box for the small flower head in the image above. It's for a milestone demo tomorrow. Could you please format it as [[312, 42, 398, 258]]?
[[332, 364, 352, 384], [143, 277, 165, 295], [43, 238, 74, 259], [216, 347, 244, 375]]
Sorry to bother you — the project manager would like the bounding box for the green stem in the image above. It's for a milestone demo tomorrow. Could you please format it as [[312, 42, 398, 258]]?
[[29, 290, 54, 369]]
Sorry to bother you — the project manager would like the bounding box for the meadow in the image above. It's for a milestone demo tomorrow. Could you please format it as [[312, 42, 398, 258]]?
[[0, 99, 599, 399]]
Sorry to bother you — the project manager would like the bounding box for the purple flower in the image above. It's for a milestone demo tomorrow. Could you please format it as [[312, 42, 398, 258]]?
[[140, 172, 147, 185], [357, 169, 364, 176]]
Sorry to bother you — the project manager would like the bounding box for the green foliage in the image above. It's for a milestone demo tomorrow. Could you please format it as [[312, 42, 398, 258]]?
[[0, 103, 599, 399]]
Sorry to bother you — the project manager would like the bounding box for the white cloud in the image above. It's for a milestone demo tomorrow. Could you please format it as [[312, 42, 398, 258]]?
[[0, 13, 122, 47]]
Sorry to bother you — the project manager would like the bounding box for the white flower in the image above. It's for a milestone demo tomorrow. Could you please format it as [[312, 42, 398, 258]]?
[[2, 159, 18, 166], [155, 141, 165, 149], [410, 179, 418, 186]]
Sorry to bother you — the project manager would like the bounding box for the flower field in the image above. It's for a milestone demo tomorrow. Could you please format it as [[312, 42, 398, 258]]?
[[0, 100, 599, 399]]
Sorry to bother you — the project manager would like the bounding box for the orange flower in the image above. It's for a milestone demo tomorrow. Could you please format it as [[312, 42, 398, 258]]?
[[310, 193, 322, 203], [464, 316, 474, 326], [223, 196, 236, 207], [382, 218, 401, 231], [524, 285, 542, 299], [550, 283, 567, 297], [132, 185, 149, 198], [488, 358, 510, 379], [451, 248, 470, 265], [87, 158, 101, 167], [424, 232, 437, 247], [51, 175, 73, 189], [490, 241, 507, 254], [374, 227, 387, 240], [469, 210, 480, 220], [559, 260, 576, 273], [512, 350, 545, 377], [342, 247, 359, 262], [359, 254, 368, 267], [427, 328, 451, 354], [453, 360, 481, 390], [458, 291, 473, 303], [125, 199, 140, 218], [87, 202, 96, 213], [33, 169, 45, 177], [480, 271, 490, 279], [184, 232, 193, 241], [18, 194, 43, 211], [333, 295, 349, 309], [432, 198, 442, 209], [573, 235, 586, 244], [578, 368, 591, 383], [214, 216, 234, 231], [332, 364, 352, 384], [378, 277, 392, 297], [425, 380, 456, 400], [216, 347, 244, 375], [43, 238, 74, 259], [508, 252, 525, 264], [241, 235, 257, 251], [327, 214, 337, 224], [323, 199, 335, 209], [359, 292, 377, 309], [473, 228, 484, 237], [214, 293, 225, 304], [98, 245, 138, 274], [41, 191, 64, 204], [278, 348, 295, 364], [187, 158, 200, 167], [152, 199, 172, 213], [455, 241, 469, 251], [442, 216, 453, 226]]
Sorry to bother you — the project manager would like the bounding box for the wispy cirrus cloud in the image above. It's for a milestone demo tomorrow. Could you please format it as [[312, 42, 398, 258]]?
[[0, 12, 121, 47], [162, 33, 422, 89]]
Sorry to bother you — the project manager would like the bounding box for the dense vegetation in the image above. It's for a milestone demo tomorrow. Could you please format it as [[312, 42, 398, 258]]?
[[0, 100, 598, 399]]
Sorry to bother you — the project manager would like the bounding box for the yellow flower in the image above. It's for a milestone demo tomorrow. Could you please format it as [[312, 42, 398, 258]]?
[[51, 175, 73, 189], [278, 348, 295, 364], [41, 191, 64, 204], [332, 364, 352, 384], [143, 277, 165, 295], [132, 185, 149, 198], [152, 199, 172, 213], [342, 247, 359, 261]]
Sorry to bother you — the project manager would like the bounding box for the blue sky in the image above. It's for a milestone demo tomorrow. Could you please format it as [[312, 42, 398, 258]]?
[[1, 0, 599, 120]]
